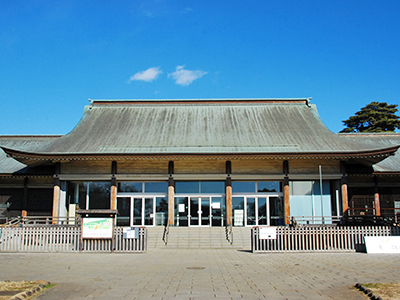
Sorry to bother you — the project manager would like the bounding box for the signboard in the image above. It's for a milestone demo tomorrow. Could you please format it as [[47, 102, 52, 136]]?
[[365, 236, 400, 254], [259, 227, 277, 240], [123, 227, 139, 239], [82, 218, 113, 239], [179, 204, 186, 212], [211, 202, 220, 209], [234, 209, 244, 226]]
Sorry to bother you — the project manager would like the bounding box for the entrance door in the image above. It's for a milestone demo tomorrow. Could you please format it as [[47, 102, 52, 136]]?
[[189, 197, 211, 226], [117, 196, 155, 226]]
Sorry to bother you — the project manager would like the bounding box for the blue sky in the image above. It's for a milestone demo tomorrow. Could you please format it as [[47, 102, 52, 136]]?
[[1, 0, 399, 134]]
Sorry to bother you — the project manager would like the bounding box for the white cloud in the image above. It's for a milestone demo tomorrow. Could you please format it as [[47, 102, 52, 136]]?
[[129, 67, 162, 82], [168, 65, 207, 86]]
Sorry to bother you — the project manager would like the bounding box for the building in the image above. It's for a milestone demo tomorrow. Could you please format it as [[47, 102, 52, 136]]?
[[1, 98, 399, 226]]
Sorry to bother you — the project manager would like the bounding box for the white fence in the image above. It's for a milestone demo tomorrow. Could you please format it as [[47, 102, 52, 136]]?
[[0, 226, 147, 253], [252, 226, 400, 253]]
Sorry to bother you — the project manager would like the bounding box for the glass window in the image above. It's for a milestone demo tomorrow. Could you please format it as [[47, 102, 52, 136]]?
[[232, 182, 255, 193], [156, 197, 168, 226], [200, 181, 225, 193], [145, 182, 168, 193], [175, 181, 200, 194], [116, 197, 130, 226], [257, 182, 282, 193], [232, 197, 245, 226], [118, 182, 142, 193], [89, 182, 111, 209]]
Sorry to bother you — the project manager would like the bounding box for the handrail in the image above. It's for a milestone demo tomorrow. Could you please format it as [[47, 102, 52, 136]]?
[[0, 216, 22, 227], [289, 216, 342, 225], [225, 217, 233, 245], [162, 220, 170, 245], [22, 216, 81, 226]]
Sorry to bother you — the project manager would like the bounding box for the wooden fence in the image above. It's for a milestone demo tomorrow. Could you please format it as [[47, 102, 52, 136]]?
[[0, 226, 147, 253], [252, 226, 400, 253]]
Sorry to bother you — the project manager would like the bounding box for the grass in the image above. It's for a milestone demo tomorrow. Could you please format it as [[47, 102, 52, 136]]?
[[0, 281, 53, 300], [358, 283, 400, 300]]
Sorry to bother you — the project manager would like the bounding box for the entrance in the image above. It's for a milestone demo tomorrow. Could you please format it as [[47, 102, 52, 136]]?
[[117, 196, 166, 226], [232, 196, 283, 226], [175, 196, 224, 227]]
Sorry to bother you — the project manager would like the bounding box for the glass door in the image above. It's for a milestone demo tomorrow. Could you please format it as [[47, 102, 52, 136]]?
[[116, 196, 155, 226], [190, 197, 200, 226], [201, 197, 210, 226]]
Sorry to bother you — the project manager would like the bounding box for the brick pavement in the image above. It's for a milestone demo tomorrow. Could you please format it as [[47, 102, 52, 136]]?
[[1, 250, 399, 299]]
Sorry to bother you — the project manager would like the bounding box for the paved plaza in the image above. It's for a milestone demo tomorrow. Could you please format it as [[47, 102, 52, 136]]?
[[1, 249, 399, 299]]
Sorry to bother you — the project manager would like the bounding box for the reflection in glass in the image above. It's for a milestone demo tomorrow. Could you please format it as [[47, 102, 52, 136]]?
[[232, 182, 255, 193], [156, 197, 168, 226], [201, 181, 225, 193], [258, 197, 267, 225], [89, 182, 111, 209], [201, 198, 210, 226], [257, 182, 282, 193], [247, 198, 256, 225], [144, 198, 153, 225], [270, 196, 284, 225], [175, 197, 188, 226], [175, 182, 200, 194], [232, 197, 244, 226], [145, 182, 168, 193], [116, 197, 130, 226], [133, 198, 142, 225], [118, 182, 142, 193]]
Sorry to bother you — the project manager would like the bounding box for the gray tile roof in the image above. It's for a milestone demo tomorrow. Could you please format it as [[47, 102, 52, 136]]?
[[0, 136, 60, 174], [339, 133, 400, 173], [5, 99, 398, 156]]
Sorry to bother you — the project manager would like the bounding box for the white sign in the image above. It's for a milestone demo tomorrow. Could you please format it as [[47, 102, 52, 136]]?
[[234, 210, 244, 226], [211, 202, 220, 209], [259, 227, 277, 240], [179, 204, 186, 212], [365, 236, 400, 254], [82, 218, 113, 239], [123, 227, 139, 239]]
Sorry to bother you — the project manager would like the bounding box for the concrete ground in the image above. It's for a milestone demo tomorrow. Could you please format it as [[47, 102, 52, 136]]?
[[1, 249, 399, 300]]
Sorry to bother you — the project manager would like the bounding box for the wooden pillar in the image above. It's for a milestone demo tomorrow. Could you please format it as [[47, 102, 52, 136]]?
[[340, 162, 348, 216], [110, 161, 117, 210], [284, 176, 290, 225], [283, 160, 290, 225], [22, 177, 28, 217], [168, 161, 174, 225], [52, 162, 61, 224], [374, 176, 381, 216], [341, 176, 348, 216], [225, 176, 232, 226], [52, 177, 60, 224]]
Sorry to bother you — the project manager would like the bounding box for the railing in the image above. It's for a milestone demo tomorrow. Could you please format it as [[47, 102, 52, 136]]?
[[162, 222, 170, 245], [225, 223, 233, 245], [252, 225, 400, 253], [342, 215, 400, 226], [22, 216, 82, 226], [289, 216, 342, 225], [0, 217, 23, 227], [0, 226, 147, 253]]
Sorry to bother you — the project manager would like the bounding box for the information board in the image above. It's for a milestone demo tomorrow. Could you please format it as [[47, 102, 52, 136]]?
[[82, 218, 113, 239], [365, 236, 400, 254], [123, 227, 139, 239], [259, 227, 277, 239]]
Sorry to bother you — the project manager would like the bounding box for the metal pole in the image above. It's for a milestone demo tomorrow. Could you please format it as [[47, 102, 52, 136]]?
[[319, 165, 324, 225]]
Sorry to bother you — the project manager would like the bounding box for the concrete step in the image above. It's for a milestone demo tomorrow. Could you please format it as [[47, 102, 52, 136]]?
[[145, 226, 252, 250]]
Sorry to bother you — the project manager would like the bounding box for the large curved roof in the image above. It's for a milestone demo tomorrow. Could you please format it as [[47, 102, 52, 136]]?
[[1, 99, 399, 162]]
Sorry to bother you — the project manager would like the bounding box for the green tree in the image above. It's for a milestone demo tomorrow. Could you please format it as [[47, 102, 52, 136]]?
[[340, 101, 400, 133]]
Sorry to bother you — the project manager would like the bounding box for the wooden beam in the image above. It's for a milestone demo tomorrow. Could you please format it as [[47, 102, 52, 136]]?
[[22, 177, 28, 217], [52, 177, 60, 224]]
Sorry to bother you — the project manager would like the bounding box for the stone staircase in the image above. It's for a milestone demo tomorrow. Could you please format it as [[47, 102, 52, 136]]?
[[146, 226, 252, 250]]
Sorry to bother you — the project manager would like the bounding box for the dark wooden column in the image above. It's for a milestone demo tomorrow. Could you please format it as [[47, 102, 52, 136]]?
[[110, 161, 117, 210], [168, 161, 175, 225], [283, 160, 290, 225], [22, 177, 28, 217], [52, 162, 61, 224], [225, 161, 232, 226], [374, 176, 381, 216]]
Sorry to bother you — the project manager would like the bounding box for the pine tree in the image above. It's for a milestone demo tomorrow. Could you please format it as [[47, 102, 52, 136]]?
[[340, 101, 400, 133]]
